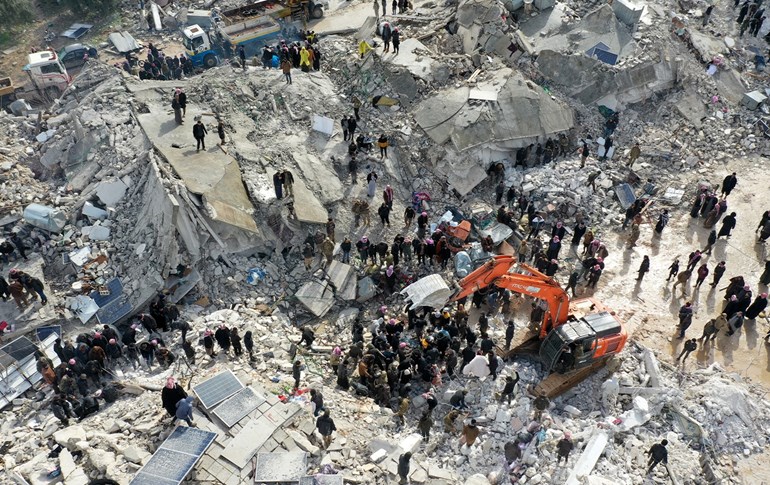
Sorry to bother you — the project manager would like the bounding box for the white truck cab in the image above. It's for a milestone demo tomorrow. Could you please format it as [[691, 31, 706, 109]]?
[[23, 50, 71, 97]]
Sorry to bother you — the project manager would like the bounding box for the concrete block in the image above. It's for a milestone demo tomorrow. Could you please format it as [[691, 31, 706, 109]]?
[[370, 449, 388, 462], [398, 433, 423, 454]]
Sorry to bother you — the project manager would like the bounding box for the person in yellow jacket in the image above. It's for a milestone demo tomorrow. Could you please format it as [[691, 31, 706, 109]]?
[[358, 40, 372, 59], [300, 46, 311, 72]]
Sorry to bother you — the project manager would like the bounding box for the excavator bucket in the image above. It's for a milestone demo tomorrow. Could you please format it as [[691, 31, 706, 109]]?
[[534, 356, 612, 398]]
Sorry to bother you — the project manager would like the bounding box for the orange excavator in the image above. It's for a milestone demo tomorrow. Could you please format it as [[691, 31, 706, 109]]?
[[451, 254, 628, 397]]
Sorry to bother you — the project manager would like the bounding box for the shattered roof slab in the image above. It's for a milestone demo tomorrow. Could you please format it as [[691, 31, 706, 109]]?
[[132, 84, 259, 234], [414, 69, 574, 151]]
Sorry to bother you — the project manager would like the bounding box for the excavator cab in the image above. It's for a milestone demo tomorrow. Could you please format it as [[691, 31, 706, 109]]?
[[540, 312, 624, 374]]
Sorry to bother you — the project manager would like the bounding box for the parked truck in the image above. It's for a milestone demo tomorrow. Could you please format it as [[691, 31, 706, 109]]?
[[182, 0, 329, 68], [22, 50, 72, 99]]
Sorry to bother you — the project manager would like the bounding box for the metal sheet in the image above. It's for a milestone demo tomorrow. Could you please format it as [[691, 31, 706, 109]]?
[[129, 427, 216, 485], [212, 387, 266, 428], [614, 183, 636, 209], [61, 23, 93, 39], [108, 32, 141, 53], [193, 370, 244, 409]]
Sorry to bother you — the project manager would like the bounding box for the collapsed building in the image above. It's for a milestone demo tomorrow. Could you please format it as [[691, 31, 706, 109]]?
[[1, 0, 770, 482]]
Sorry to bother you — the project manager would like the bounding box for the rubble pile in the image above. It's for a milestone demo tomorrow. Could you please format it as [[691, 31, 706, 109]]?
[[4, 302, 770, 484], [4, 0, 770, 482]]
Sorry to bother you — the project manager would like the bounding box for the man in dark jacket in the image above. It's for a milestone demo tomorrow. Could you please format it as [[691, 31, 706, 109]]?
[[309, 388, 324, 416], [646, 440, 668, 474], [214, 325, 231, 355], [316, 409, 336, 449], [721, 172, 737, 196], [193, 120, 208, 152], [161, 376, 187, 417], [556, 433, 574, 465], [397, 452, 411, 484]]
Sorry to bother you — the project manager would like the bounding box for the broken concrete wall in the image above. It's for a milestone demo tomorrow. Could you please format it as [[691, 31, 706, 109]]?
[[612, 0, 644, 28], [537, 49, 682, 106], [455, 0, 519, 65]]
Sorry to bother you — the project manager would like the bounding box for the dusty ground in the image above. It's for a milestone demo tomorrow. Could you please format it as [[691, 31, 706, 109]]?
[[593, 155, 770, 387]]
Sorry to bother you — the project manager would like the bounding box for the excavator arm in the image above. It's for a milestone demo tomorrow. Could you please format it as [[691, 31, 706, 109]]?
[[451, 254, 570, 339]]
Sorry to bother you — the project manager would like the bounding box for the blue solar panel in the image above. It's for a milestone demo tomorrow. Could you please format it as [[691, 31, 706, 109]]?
[[130, 427, 217, 485], [162, 426, 218, 456], [594, 48, 618, 66], [585, 42, 611, 57], [193, 370, 244, 409], [89, 278, 124, 307], [96, 295, 133, 326]]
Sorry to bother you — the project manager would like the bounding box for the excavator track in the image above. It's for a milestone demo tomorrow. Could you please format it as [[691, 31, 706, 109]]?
[[534, 356, 611, 399]]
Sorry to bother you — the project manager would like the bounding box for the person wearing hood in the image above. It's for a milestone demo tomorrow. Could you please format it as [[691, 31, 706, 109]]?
[[381, 22, 392, 52], [203, 329, 216, 357], [162, 376, 188, 417], [214, 325, 231, 355], [175, 396, 196, 426], [392, 27, 401, 55]]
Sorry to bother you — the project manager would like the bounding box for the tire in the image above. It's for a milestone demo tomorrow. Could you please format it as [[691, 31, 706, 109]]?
[[203, 54, 217, 68], [311, 5, 324, 18]]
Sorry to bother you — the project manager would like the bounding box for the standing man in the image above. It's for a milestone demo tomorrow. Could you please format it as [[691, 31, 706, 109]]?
[[341, 115, 349, 141], [373, 0, 380, 18], [646, 440, 668, 474], [273, 171, 284, 199], [316, 410, 337, 449], [695, 263, 709, 287], [193, 119, 207, 152], [283, 169, 295, 197], [556, 433, 574, 465], [703, 5, 714, 26], [628, 142, 641, 167], [677, 302, 693, 339], [280, 57, 292, 84], [721, 172, 738, 197], [636, 255, 650, 282], [397, 452, 411, 484], [326, 217, 336, 242], [378, 203, 391, 227], [238, 45, 246, 70], [348, 116, 357, 140]]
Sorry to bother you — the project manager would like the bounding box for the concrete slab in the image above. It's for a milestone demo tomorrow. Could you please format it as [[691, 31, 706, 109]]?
[[327, 260, 356, 301], [296, 280, 335, 317], [299, 475, 343, 485], [384, 38, 438, 82], [134, 98, 258, 233], [220, 415, 278, 468], [95, 179, 128, 207], [254, 452, 308, 482], [292, 177, 329, 225]]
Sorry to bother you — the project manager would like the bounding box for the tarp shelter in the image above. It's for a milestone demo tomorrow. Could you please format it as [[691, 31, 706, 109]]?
[[109, 32, 141, 53], [400, 274, 452, 309]]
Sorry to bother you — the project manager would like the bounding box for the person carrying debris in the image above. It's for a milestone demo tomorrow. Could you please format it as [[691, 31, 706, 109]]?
[[646, 439, 668, 474], [192, 119, 207, 152]]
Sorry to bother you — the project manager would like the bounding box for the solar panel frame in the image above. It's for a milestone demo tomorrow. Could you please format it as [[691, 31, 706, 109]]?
[[193, 370, 244, 409], [212, 386, 266, 428], [129, 426, 217, 485]]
